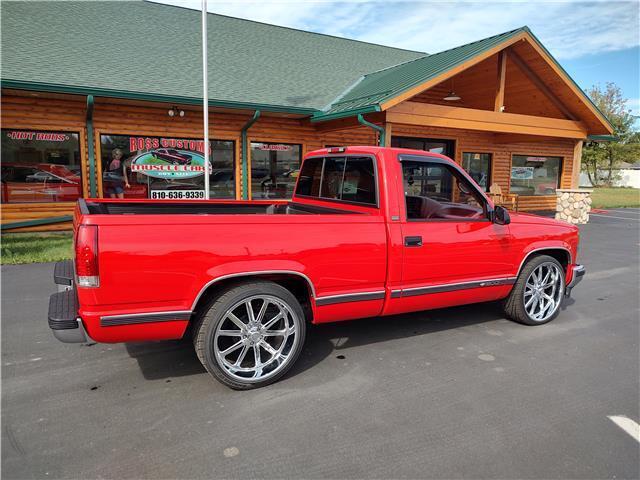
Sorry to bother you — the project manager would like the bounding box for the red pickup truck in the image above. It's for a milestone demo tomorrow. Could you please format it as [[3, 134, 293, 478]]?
[[48, 146, 584, 389]]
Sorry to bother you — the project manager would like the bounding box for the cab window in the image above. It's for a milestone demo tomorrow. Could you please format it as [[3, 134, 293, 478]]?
[[296, 156, 377, 206]]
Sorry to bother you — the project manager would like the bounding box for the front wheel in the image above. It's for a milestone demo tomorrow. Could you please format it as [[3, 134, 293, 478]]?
[[193, 281, 306, 389], [503, 255, 565, 325]]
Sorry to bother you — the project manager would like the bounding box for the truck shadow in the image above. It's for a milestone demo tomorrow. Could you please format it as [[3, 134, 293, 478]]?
[[125, 301, 507, 381], [289, 301, 507, 379]]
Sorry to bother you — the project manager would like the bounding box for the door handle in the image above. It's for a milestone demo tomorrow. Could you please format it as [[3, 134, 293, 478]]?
[[404, 236, 423, 247]]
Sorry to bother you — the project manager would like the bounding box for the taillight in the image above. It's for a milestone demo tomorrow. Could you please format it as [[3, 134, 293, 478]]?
[[327, 147, 346, 153], [75, 225, 99, 287]]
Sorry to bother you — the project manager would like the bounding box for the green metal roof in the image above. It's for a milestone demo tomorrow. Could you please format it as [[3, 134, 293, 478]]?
[[0, 1, 424, 112], [1, 2, 612, 132], [314, 28, 526, 120]]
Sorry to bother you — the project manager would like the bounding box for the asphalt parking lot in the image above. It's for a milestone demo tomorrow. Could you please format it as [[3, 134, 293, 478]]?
[[2, 209, 639, 479]]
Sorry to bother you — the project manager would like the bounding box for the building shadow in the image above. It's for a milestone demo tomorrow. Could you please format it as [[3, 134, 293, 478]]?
[[126, 301, 507, 381]]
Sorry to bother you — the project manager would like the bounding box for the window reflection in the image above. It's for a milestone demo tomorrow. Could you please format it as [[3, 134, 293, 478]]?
[[250, 142, 301, 199], [100, 135, 235, 199], [1, 129, 82, 203]]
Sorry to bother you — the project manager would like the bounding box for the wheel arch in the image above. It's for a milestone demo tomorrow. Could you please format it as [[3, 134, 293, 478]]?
[[517, 246, 572, 278], [190, 271, 315, 323]]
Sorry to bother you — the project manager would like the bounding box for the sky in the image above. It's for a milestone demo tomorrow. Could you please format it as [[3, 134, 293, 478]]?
[[157, 0, 640, 117]]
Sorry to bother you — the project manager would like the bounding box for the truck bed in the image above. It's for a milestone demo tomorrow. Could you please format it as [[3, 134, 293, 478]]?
[[81, 199, 356, 216]]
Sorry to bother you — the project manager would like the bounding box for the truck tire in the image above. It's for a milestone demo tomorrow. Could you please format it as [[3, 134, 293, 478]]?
[[503, 255, 566, 326], [193, 281, 306, 389]]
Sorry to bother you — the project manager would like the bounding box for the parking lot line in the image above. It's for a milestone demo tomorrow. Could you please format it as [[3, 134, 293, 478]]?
[[612, 210, 640, 214], [608, 416, 640, 443], [590, 213, 640, 221]]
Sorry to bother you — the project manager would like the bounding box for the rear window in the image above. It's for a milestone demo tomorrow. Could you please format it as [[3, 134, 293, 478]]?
[[295, 156, 377, 206]]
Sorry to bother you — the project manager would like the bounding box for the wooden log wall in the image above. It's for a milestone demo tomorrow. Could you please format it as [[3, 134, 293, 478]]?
[[1, 92, 87, 231], [389, 123, 575, 211], [91, 99, 377, 197], [1, 90, 578, 231]]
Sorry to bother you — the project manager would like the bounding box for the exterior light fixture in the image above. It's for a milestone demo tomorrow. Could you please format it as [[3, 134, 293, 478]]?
[[443, 78, 461, 101], [168, 106, 185, 117]]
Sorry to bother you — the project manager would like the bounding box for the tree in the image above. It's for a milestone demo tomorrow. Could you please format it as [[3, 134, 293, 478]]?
[[582, 82, 640, 187]]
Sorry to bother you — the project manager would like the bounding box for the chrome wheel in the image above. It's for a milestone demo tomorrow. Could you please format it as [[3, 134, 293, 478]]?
[[213, 294, 300, 383], [523, 262, 564, 322]]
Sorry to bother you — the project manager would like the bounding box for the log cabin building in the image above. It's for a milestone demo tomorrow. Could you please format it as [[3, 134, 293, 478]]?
[[1, 1, 612, 231]]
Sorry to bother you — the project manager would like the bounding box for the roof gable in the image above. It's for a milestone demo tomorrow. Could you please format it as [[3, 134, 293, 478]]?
[[317, 28, 525, 119], [315, 27, 613, 135]]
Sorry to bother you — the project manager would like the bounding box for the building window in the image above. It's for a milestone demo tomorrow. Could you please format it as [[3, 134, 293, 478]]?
[[1, 129, 82, 204], [462, 152, 491, 191], [511, 155, 562, 196], [391, 137, 456, 158], [100, 135, 235, 199], [250, 142, 301, 199]]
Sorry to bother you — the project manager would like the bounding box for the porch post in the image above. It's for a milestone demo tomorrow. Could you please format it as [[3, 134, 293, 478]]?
[[241, 110, 261, 200], [571, 139, 584, 188], [85, 95, 97, 197]]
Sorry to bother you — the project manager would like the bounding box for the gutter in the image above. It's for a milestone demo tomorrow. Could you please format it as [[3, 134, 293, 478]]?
[[86, 95, 97, 197], [357, 114, 385, 147], [240, 110, 261, 199], [2, 79, 317, 116], [310, 105, 380, 123]]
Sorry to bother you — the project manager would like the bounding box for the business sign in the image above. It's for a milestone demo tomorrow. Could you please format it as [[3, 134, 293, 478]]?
[[150, 190, 205, 200], [128, 136, 211, 154], [511, 166, 534, 180], [256, 144, 292, 151], [6, 131, 69, 142], [130, 149, 208, 179]]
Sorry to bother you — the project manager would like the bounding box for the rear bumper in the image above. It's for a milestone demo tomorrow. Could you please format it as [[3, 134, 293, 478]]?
[[49, 261, 94, 344], [565, 264, 585, 296]]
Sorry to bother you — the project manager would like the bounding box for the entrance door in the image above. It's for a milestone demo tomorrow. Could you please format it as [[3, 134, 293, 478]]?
[[387, 154, 517, 315], [391, 136, 455, 159]]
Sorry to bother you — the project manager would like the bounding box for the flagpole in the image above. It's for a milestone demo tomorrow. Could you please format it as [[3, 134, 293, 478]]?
[[202, 0, 210, 200]]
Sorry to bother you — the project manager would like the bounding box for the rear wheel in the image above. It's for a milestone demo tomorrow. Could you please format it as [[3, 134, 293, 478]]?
[[503, 255, 565, 325], [193, 281, 306, 389]]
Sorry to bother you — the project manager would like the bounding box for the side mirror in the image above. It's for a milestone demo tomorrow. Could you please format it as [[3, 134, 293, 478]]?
[[493, 205, 511, 225], [457, 180, 471, 195]]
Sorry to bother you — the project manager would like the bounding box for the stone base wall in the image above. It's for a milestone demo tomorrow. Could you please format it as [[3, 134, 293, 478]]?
[[555, 189, 593, 224]]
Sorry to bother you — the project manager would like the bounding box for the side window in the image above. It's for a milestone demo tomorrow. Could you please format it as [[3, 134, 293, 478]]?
[[296, 157, 323, 197], [402, 157, 486, 220]]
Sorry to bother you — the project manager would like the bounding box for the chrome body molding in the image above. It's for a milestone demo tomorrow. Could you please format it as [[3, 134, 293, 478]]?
[[315, 291, 385, 306], [391, 277, 517, 299], [100, 310, 192, 327], [191, 270, 316, 311]]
